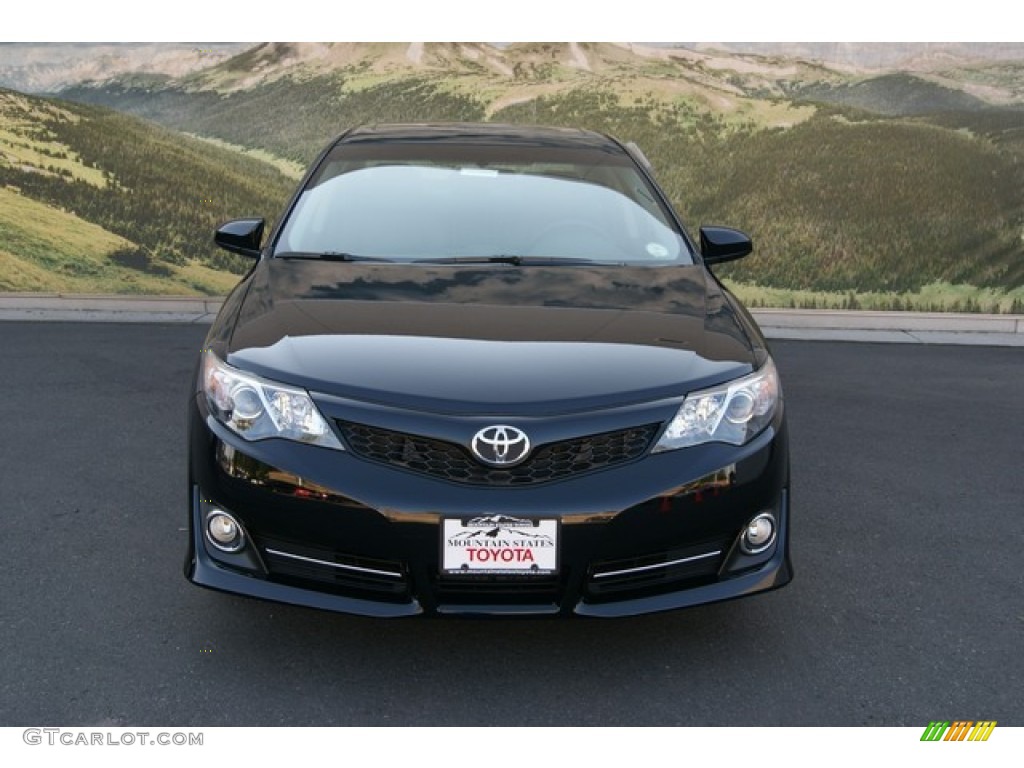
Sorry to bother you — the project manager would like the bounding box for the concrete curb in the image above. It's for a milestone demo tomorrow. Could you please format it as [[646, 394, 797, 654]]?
[[751, 308, 1024, 334], [2, 294, 1022, 346], [0, 293, 223, 325], [751, 309, 1024, 346]]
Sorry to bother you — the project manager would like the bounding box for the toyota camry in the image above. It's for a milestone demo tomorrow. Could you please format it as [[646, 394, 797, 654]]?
[[186, 123, 791, 617]]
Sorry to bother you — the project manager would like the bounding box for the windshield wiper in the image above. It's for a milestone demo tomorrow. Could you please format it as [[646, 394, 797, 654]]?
[[274, 251, 396, 263], [277, 252, 616, 266], [417, 255, 604, 266]]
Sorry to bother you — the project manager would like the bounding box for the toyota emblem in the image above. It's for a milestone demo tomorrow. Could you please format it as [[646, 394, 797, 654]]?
[[471, 425, 531, 467]]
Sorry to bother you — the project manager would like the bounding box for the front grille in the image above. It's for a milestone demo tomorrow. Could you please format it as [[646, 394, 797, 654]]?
[[258, 536, 411, 602], [585, 539, 729, 601], [336, 421, 660, 486]]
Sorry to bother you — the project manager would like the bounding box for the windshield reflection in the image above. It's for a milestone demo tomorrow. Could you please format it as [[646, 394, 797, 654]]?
[[276, 162, 689, 264]]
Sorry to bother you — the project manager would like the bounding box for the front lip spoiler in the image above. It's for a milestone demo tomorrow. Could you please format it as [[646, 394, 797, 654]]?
[[574, 489, 792, 617], [185, 489, 791, 618], [573, 555, 792, 617], [185, 502, 423, 618]]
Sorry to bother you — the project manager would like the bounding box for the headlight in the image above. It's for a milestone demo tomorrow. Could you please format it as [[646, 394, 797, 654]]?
[[201, 351, 343, 449], [653, 357, 780, 452]]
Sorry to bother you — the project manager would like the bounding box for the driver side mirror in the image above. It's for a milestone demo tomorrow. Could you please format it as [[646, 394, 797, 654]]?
[[214, 218, 265, 259]]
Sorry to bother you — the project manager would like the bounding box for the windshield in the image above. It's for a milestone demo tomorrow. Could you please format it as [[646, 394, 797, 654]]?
[[274, 141, 693, 264]]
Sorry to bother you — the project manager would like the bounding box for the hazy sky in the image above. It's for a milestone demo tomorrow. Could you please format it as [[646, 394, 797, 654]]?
[[4, 1, 1016, 44]]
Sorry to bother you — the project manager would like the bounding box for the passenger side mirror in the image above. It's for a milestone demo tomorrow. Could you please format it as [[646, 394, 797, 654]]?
[[699, 226, 752, 266]]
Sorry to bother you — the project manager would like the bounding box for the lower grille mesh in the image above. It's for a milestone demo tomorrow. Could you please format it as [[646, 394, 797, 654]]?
[[434, 574, 563, 607], [258, 536, 410, 601], [586, 539, 729, 600]]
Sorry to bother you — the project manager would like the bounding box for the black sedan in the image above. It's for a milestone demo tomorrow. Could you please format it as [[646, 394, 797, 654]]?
[[186, 123, 791, 617]]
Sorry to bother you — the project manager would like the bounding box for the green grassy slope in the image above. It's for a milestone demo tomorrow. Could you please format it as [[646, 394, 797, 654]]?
[[695, 116, 1024, 292], [494, 91, 1024, 292], [0, 87, 297, 294], [0, 186, 239, 294]]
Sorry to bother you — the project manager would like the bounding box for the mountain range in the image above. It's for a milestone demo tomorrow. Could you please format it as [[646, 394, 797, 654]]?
[[0, 43, 253, 93], [4, 42, 1024, 94]]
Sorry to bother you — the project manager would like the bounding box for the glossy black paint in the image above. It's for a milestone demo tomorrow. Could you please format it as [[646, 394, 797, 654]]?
[[214, 218, 265, 258], [186, 123, 791, 617], [699, 226, 754, 265], [220, 259, 758, 414]]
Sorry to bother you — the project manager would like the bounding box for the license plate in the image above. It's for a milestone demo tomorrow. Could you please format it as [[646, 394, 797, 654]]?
[[442, 515, 558, 575]]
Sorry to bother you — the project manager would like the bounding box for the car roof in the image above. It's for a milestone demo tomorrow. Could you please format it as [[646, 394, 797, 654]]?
[[334, 123, 623, 152]]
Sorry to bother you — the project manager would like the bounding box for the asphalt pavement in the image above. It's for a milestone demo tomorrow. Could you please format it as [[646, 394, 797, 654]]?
[[0, 322, 1021, 726]]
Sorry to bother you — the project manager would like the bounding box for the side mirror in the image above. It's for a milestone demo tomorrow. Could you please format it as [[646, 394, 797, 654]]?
[[699, 226, 752, 266], [214, 218, 265, 258]]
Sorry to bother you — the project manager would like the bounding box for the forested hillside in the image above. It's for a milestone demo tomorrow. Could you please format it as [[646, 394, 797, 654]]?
[[494, 93, 1024, 293], [796, 74, 989, 115], [0, 88, 296, 293], [73, 74, 487, 166]]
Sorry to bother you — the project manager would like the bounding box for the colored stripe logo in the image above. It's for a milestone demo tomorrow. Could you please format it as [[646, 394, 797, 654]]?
[[920, 721, 997, 741]]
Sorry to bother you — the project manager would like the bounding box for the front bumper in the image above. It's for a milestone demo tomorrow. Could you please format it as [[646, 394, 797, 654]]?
[[185, 396, 792, 618]]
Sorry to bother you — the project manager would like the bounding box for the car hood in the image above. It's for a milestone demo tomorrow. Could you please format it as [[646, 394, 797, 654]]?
[[223, 259, 759, 414]]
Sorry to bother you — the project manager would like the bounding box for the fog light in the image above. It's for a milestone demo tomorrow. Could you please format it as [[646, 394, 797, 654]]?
[[205, 510, 245, 553], [740, 512, 776, 555]]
